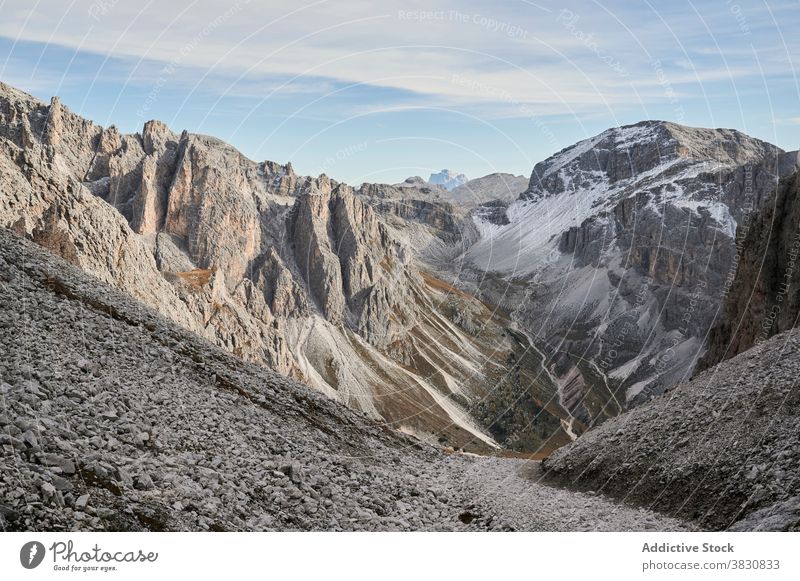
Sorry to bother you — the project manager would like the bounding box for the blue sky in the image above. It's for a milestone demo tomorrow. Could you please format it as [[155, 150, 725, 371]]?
[[1, 0, 798, 185]]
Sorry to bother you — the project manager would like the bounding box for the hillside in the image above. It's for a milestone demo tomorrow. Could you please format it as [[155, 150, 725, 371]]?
[[542, 326, 800, 531]]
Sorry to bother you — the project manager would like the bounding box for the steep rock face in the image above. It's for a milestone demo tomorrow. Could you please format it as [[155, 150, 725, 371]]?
[[132, 121, 180, 234], [360, 182, 464, 243], [699, 171, 800, 370], [463, 121, 797, 428], [357, 181, 479, 276], [254, 247, 310, 319], [0, 99, 199, 336], [263, 160, 299, 197], [289, 180, 416, 347], [161, 135, 263, 283], [0, 82, 296, 377], [473, 200, 511, 226], [90, 123, 265, 284]]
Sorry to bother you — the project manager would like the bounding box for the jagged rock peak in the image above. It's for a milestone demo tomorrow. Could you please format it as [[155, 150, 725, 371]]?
[[141, 119, 177, 154]]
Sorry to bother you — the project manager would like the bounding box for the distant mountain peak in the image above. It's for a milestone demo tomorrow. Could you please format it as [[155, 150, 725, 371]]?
[[428, 169, 467, 191]]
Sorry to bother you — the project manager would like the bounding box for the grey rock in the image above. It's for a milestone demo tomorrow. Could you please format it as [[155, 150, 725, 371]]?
[[134, 472, 155, 491], [74, 494, 90, 510], [51, 476, 72, 492], [20, 430, 39, 448], [116, 467, 134, 489]]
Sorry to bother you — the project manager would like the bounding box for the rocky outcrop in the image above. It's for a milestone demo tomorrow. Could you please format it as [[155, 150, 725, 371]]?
[[390, 172, 526, 209], [0, 84, 297, 374], [254, 247, 310, 319], [699, 171, 800, 370], [360, 181, 463, 243], [263, 160, 298, 197], [289, 180, 416, 346], [472, 200, 510, 226]]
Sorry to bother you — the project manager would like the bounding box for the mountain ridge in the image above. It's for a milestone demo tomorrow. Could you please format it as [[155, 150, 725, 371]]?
[[2, 79, 800, 531], [2, 79, 797, 458]]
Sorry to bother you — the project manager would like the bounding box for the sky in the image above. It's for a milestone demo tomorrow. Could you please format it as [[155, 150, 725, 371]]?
[[0, 0, 798, 185]]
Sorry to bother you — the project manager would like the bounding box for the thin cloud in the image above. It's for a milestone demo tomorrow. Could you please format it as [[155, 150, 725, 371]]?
[[0, 0, 796, 118]]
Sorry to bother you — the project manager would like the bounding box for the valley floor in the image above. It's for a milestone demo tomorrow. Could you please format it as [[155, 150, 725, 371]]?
[[448, 457, 690, 531]]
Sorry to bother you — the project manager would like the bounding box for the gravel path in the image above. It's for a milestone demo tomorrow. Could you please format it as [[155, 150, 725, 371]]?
[[0, 230, 690, 532], [452, 457, 691, 531]]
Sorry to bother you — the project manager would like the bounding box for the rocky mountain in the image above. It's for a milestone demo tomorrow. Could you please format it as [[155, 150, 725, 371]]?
[[0, 82, 574, 454], [0, 228, 692, 532], [4, 79, 798, 468], [2, 79, 798, 532], [358, 179, 472, 264], [428, 169, 467, 190], [393, 172, 525, 208], [449, 172, 528, 208], [698, 170, 800, 370], [454, 121, 797, 432]]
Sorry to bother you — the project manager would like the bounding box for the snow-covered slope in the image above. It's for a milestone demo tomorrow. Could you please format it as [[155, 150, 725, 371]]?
[[467, 122, 779, 275]]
